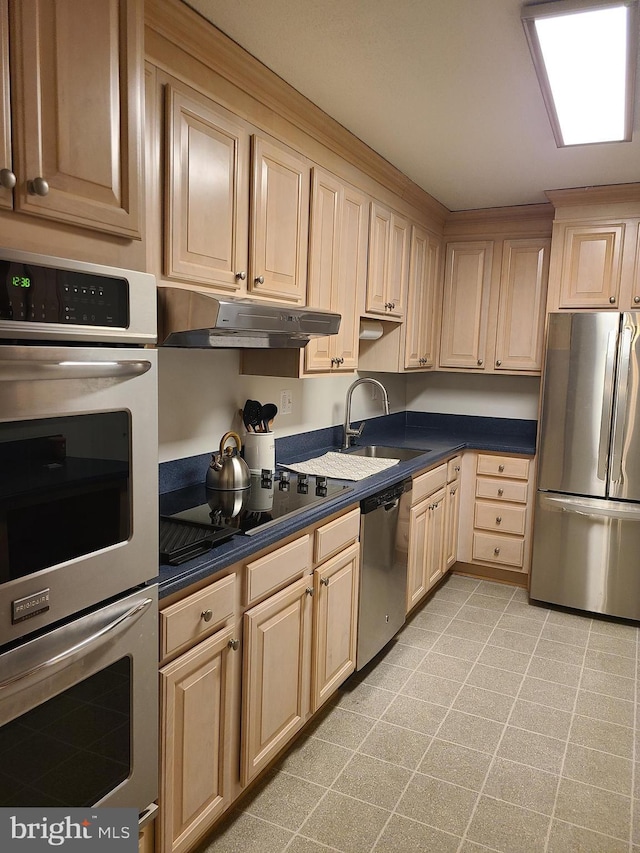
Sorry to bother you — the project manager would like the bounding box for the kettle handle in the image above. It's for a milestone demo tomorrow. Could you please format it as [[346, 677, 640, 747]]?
[[220, 431, 242, 456]]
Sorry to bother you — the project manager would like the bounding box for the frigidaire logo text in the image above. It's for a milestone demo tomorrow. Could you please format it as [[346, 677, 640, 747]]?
[[9, 815, 131, 846]]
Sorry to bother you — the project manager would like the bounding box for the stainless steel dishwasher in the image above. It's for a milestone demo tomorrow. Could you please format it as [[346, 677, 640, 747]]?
[[357, 478, 412, 669]]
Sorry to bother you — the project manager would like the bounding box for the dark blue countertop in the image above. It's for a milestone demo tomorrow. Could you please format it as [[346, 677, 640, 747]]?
[[157, 413, 537, 599]]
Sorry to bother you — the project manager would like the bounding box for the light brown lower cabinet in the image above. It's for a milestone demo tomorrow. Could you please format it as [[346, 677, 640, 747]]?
[[138, 821, 155, 853], [159, 624, 239, 853]]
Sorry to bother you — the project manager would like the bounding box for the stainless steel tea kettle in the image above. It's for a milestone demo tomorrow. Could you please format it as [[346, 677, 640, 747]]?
[[206, 431, 250, 491]]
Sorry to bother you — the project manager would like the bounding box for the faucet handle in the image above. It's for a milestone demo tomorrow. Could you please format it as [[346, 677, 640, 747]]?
[[355, 421, 365, 437]]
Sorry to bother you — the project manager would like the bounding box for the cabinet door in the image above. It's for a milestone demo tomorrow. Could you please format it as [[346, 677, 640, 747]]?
[[241, 576, 311, 785], [444, 481, 460, 571], [9, 0, 143, 237], [250, 135, 309, 303], [405, 226, 438, 369], [159, 625, 238, 853], [494, 239, 550, 372], [387, 212, 409, 317], [439, 242, 493, 369], [0, 0, 11, 210], [334, 183, 368, 369], [557, 223, 625, 308], [165, 84, 249, 290], [366, 201, 391, 315], [305, 167, 341, 372], [312, 542, 360, 712], [407, 499, 429, 612], [426, 487, 446, 590]]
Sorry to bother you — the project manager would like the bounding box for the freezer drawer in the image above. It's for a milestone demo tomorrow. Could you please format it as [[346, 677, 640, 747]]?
[[530, 491, 640, 620]]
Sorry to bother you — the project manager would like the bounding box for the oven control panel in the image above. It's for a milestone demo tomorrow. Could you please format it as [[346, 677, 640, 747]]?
[[0, 260, 129, 327]]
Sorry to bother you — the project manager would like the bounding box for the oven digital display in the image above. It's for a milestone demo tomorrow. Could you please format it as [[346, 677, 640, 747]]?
[[0, 260, 129, 327]]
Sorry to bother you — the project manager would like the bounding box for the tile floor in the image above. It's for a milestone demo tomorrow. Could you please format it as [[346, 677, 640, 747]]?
[[196, 575, 639, 853]]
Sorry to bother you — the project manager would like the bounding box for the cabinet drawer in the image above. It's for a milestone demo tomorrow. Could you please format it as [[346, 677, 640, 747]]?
[[314, 508, 360, 564], [244, 535, 311, 606], [477, 454, 530, 480], [160, 573, 235, 661], [413, 464, 447, 504], [472, 532, 524, 568], [447, 456, 462, 483], [474, 501, 526, 535], [476, 476, 528, 503]]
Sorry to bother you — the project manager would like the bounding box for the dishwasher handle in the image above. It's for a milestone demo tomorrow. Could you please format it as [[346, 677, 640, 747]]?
[[360, 478, 412, 514]]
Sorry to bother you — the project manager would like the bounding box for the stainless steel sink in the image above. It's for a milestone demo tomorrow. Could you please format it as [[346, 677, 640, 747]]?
[[345, 445, 427, 461]]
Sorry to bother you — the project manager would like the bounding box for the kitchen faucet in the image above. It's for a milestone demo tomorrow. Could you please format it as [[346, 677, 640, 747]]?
[[343, 378, 390, 449]]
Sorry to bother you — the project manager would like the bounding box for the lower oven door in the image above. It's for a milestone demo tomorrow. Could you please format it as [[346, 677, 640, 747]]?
[[0, 586, 158, 812]]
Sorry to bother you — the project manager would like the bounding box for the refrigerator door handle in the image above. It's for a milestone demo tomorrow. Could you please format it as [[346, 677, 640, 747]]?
[[610, 324, 633, 484], [597, 329, 618, 481], [540, 492, 640, 521]]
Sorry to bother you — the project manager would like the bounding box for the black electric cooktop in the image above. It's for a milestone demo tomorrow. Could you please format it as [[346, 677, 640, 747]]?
[[160, 471, 352, 564]]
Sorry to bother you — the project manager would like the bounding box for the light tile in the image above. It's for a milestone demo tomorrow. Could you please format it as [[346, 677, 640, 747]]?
[[457, 605, 503, 627], [496, 613, 544, 637], [587, 632, 636, 659], [437, 709, 504, 754], [590, 616, 638, 640], [483, 757, 558, 814], [242, 770, 326, 830], [526, 656, 581, 687], [574, 689, 634, 728], [504, 600, 549, 622], [308, 707, 376, 750], [444, 619, 494, 644], [198, 812, 293, 853], [396, 772, 477, 834], [466, 796, 550, 853], [562, 742, 633, 796], [432, 587, 471, 605], [377, 640, 429, 670], [408, 610, 452, 634], [358, 720, 432, 769], [554, 777, 632, 841], [534, 637, 585, 667], [497, 727, 566, 774], [466, 664, 524, 697], [332, 753, 411, 810], [517, 676, 577, 712], [431, 634, 485, 662], [419, 738, 492, 791], [452, 685, 515, 723], [382, 693, 448, 736], [540, 622, 590, 647], [584, 649, 636, 679], [570, 715, 634, 759], [547, 820, 629, 853], [580, 667, 635, 701], [335, 681, 395, 719], [286, 838, 335, 853], [445, 575, 481, 592], [361, 662, 412, 692], [278, 737, 352, 786], [422, 598, 465, 617], [466, 593, 509, 612], [396, 625, 441, 650], [299, 790, 390, 853], [487, 627, 538, 655], [476, 645, 531, 674], [418, 651, 475, 682], [546, 609, 592, 629], [476, 580, 515, 600], [509, 699, 572, 740], [401, 671, 462, 707], [372, 813, 460, 853]]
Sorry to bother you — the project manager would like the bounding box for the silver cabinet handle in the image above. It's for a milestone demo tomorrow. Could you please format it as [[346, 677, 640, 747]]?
[[0, 359, 152, 382], [497, 488, 504, 496], [477, 359, 483, 366], [634, 296, 640, 304], [597, 329, 618, 481], [305, 587, 314, 596], [0, 168, 16, 189], [235, 271, 246, 281], [228, 638, 240, 651], [496, 360, 502, 366], [27, 176, 49, 196], [320, 577, 330, 586], [610, 323, 633, 482], [0, 597, 153, 691], [255, 275, 265, 285], [496, 516, 502, 524], [494, 547, 500, 555], [454, 466, 460, 473], [498, 464, 505, 472], [201, 609, 213, 622]]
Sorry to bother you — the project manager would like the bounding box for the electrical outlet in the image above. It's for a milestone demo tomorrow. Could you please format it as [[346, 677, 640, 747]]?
[[280, 389, 293, 415]]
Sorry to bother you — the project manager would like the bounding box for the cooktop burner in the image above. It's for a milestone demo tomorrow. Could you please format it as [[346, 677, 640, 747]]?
[[165, 470, 352, 538]]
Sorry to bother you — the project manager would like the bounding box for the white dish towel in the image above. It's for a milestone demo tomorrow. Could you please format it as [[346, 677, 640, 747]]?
[[280, 452, 399, 481]]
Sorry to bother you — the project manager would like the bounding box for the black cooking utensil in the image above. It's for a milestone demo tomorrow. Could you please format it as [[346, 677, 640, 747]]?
[[261, 403, 278, 432], [243, 399, 262, 432]]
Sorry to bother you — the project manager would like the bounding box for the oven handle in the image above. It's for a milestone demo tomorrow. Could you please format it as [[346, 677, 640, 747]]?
[[0, 359, 152, 381], [0, 597, 153, 691]]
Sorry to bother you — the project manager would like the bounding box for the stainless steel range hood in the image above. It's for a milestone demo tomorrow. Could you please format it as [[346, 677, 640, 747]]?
[[158, 288, 341, 349]]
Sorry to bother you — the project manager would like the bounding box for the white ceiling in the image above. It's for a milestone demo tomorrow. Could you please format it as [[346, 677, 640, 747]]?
[[183, 0, 640, 212]]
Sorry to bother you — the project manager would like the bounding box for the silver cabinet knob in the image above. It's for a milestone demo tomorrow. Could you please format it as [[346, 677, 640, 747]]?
[[320, 577, 330, 586], [228, 638, 240, 651], [494, 547, 501, 555], [609, 296, 616, 304], [201, 609, 213, 622], [477, 359, 483, 366], [390, 302, 396, 309], [0, 168, 16, 189], [454, 465, 460, 473], [235, 271, 246, 280], [496, 516, 502, 524], [496, 360, 502, 366], [305, 586, 314, 596], [497, 488, 504, 496], [27, 176, 49, 196], [634, 296, 640, 304], [255, 275, 265, 285], [498, 464, 505, 473]]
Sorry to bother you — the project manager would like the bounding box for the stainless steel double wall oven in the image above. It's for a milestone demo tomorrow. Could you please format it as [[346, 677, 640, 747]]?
[[0, 250, 159, 815]]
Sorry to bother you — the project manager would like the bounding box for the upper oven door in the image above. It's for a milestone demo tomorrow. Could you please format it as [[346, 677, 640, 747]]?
[[0, 345, 158, 646]]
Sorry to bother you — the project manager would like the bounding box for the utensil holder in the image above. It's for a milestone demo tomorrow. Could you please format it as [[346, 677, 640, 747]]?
[[243, 431, 275, 474]]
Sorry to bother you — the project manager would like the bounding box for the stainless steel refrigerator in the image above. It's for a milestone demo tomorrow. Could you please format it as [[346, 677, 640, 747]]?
[[530, 312, 640, 620]]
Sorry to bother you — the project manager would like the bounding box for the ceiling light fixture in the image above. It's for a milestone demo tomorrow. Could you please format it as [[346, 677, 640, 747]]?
[[521, 0, 639, 146]]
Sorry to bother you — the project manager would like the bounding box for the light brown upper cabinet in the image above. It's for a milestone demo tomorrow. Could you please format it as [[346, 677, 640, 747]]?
[[249, 135, 310, 304], [164, 84, 250, 291], [439, 238, 550, 375], [5, 0, 143, 238], [305, 166, 369, 373], [364, 201, 409, 320], [0, 0, 10, 211], [404, 225, 440, 370]]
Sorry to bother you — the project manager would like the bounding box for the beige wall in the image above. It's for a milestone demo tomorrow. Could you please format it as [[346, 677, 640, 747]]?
[[405, 372, 541, 421]]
